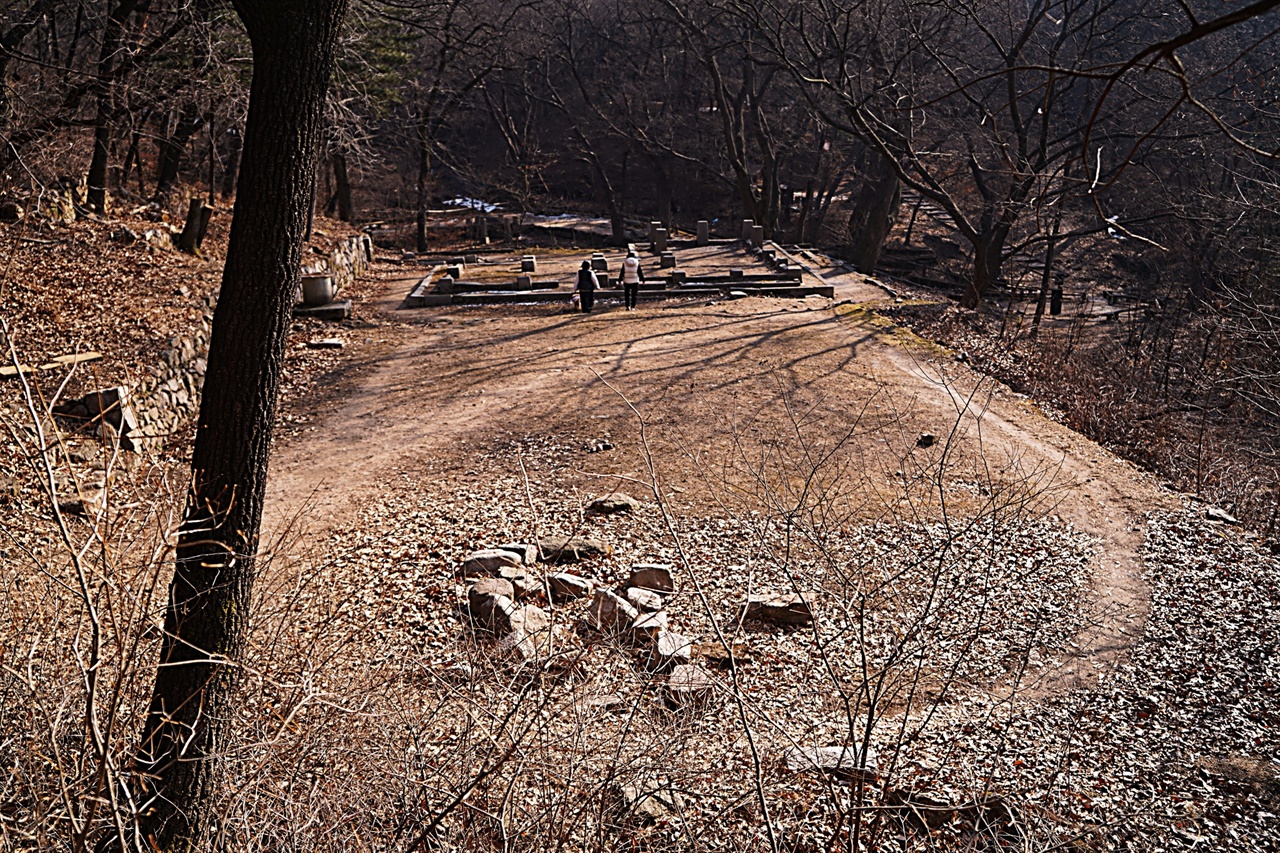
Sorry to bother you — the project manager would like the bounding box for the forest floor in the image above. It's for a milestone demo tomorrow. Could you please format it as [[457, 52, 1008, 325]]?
[[3, 221, 1278, 850]]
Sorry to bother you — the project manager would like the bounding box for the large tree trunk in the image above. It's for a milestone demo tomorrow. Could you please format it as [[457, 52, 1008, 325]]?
[[219, 126, 241, 198], [847, 150, 899, 274], [133, 0, 348, 849], [86, 0, 139, 215], [331, 151, 353, 222], [154, 102, 205, 202], [963, 232, 1006, 310]]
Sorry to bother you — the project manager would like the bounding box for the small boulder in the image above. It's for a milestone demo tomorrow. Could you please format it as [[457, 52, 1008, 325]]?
[[537, 535, 612, 564], [693, 640, 753, 670], [468, 586, 519, 634], [916, 432, 937, 448], [629, 563, 675, 593], [496, 542, 538, 565], [614, 779, 684, 826], [651, 630, 693, 670], [743, 592, 813, 626], [625, 587, 663, 612], [664, 664, 714, 709], [497, 565, 543, 600], [496, 604, 553, 662], [548, 572, 594, 602], [630, 610, 668, 646], [586, 588, 639, 633], [782, 745, 878, 782], [459, 548, 523, 577], [586, 492, 641, 515], [1206, 506, 1240, 525]]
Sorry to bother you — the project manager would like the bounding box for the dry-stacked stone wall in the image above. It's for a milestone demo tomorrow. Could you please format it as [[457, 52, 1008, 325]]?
[[129, 293, 215, 450], [129, 235, 371, 451], [326, 233, 374, 292]]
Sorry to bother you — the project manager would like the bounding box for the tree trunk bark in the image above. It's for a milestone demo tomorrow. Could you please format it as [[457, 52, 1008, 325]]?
[[332, 151, 353, 222], [133, 1, 349, 849], [416, 120, 429, 253], [847, 150, 899, 274], [1031, 202, 1065, 338], [154, 102, 204, 202], [86, 0, 139, 215], [963, 234, 1005, 310], [219, 127, 241, 198]]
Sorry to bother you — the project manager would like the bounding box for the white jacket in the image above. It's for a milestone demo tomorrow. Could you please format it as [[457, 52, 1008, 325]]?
[[622, 256, 642, 285]]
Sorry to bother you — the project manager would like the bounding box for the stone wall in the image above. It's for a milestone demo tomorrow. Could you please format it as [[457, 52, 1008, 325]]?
[[306, 233, 374, 294], [129, 233, 372, 450], [129, 293, 215, 450]]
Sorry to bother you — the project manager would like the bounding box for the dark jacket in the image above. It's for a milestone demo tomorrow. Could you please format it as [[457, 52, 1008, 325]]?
[[577, 268, 598, 292]]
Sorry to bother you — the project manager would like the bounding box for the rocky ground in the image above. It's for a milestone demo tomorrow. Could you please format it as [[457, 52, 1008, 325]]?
[[2, 220, 1277, 851]]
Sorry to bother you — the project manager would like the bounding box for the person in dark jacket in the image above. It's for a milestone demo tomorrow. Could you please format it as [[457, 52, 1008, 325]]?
[[575, 260, 598, 312]]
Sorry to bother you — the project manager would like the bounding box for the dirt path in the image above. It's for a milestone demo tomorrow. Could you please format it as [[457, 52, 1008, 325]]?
[[263, 253, 1175, 691]]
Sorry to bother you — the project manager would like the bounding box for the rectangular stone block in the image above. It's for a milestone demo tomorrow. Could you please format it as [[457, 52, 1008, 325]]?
[[652, 228, 668, 254], [659, 252, 676, 269], [750, 225, 765, 246], [741, 219, 754, 241], [516, 274, 533, 288], [520, 255, 536, 273], [696, 220, 709, 246]]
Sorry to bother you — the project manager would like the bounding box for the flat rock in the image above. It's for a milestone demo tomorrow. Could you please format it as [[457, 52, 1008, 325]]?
[[496, 542, 538, 565], [625, 587, 663, 612], [651, 630, 693, 670], [586, 588, 639, 633], [744, 592, 813, 626], [782, 746, 878, 782], [537, 535, 612, 564], [693, 640, 754, 669], [293, 299, 352, 320], [614, 779, 684, 826], [497, 564, 543, 600], [629, 563, 675, 593], [548, 572, 594, 602], [585, 492, 641, 515], [664, 664, 714, 709], [306, 338, 344, 349], [630, 610, 669, 645], [460, 548, 523, 577]]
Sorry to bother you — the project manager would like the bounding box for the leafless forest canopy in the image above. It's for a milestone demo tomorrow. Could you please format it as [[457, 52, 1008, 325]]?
[[2, 0, 1279, 518], [4, 3, 1280, 852]]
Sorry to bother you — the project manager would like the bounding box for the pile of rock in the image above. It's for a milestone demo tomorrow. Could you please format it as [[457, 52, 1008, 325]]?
[[461, 545, 562, 664], [456, 503, 820, 713], [457, 532, 715, 707]]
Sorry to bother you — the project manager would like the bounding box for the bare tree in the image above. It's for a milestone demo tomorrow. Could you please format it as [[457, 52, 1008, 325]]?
[[131, 0, 349, 849]]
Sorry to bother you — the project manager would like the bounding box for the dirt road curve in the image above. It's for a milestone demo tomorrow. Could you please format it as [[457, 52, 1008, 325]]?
[[264, 254, 1175, 691]]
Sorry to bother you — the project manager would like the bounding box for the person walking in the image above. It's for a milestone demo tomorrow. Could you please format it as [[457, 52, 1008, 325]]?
[[575, 260, 598, 313], [621, 250, 644, 310]]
